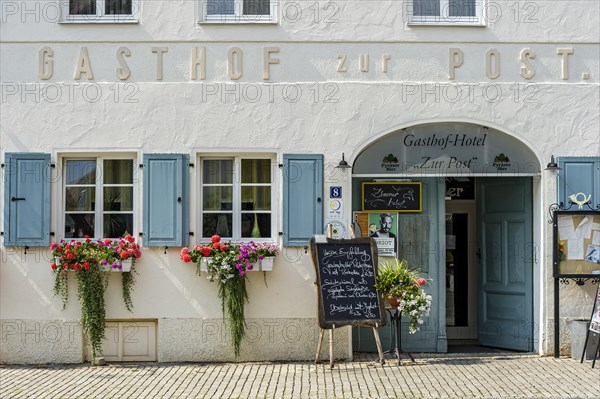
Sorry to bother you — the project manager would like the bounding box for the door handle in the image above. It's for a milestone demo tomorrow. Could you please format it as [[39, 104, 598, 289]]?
[[177, 197, 182, 203], [11, 197, 25, 202], [317, 197, 322, 203]]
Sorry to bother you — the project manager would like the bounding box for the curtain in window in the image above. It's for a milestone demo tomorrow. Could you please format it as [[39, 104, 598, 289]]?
[[70, 0, 95, 15], [449, 0, 475, 16], [413, 0, 439, 16], [105, 0, 132, 14], [243, 0, 270, 15], [241, 160, 271, 238], [207, 0, 235, 15]]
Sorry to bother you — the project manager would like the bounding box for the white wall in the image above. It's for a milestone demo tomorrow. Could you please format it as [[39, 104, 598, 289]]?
[[1, 0, 599, 362]]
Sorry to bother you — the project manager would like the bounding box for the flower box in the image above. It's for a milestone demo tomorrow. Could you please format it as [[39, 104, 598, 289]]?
[[199, 257, 274, 272], [101, 259, 133, 272], [56, 257, 132, 272], [256, 257, 274, 271]]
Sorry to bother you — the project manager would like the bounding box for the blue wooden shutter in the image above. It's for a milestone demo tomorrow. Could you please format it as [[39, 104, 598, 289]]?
[[283, 154, 324, 246], [143, 154, 189, 246], [557, 157, 600, 209], [3, 153, 51, 246]]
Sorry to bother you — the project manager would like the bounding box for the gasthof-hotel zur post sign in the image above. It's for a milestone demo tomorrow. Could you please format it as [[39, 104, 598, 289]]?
[[362, 182, 422, 213]]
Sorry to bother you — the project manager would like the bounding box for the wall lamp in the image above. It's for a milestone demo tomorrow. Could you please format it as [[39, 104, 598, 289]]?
[[335, 153, 352, 169], [545, 155, 560, 171]]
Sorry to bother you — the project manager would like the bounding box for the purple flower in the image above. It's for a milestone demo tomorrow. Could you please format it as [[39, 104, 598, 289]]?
[[101, 260, 108, 265], [258, 255, 264, 260]]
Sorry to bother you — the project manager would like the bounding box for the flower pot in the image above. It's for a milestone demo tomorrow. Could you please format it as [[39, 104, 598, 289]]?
[[255, 257, 274, 271], [199, 257, 274, 272], [385, 297, 400, 308], [200, 257, 212, 272], [121, 259, 132, 272], [101, 259, 133, 272]]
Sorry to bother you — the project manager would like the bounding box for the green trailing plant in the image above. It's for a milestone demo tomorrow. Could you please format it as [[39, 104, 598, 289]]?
[[75, 264, 109, 360], [374, 258, 432, 334], [219, 273, 249, 358], [121, 269, 135, 312], [180, 235, 279, 359], [50, 234, 142, 362]]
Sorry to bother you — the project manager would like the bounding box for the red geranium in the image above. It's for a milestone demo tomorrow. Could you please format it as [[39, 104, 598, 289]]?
[[211, 235, 221, 243], [201, 246, 212, 257]]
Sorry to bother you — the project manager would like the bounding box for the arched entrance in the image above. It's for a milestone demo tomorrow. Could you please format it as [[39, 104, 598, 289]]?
[[350, 122, 540, 352]]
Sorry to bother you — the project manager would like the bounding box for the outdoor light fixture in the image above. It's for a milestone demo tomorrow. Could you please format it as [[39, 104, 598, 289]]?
[[335, 153, 352, 169], [545, 155, 560, 171]]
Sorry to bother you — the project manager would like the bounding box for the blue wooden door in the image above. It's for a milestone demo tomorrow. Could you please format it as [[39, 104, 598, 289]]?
[[477, 177, 533, 351]]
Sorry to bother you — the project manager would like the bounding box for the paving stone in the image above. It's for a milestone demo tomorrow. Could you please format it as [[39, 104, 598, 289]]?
[[1, 353, 599, 399]]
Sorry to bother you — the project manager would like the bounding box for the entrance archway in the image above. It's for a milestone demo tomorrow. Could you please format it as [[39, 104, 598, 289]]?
[[350, 122, 541, 352]]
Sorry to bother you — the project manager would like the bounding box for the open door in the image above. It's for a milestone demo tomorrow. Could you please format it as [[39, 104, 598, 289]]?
[[477, 177, 533, 351]]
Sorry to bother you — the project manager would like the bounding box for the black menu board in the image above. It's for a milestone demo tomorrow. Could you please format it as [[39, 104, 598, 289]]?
[[362, 182, 422, 212], [309, 237, 387, 329]]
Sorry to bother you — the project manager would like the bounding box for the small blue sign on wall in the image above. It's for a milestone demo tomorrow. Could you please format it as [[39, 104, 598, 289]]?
[[330, 186, 342, 198]]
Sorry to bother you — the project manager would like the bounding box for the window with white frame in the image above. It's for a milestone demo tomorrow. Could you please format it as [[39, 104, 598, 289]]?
[[408, 0, 484, 25], [63, 157, 135, 239], [200, 157, 275, 240], [64, 0, 139, 22], [200, 0, 276, 23]]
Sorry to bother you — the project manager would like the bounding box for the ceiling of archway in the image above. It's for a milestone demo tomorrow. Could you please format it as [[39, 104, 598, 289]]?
[[353, 123, 540, 175]]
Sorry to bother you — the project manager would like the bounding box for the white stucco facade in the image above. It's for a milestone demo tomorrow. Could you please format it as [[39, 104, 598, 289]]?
[[1, 0, 599, 363]]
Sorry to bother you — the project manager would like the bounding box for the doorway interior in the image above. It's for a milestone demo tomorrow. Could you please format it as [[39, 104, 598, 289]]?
[[445, 199, 477, 342]]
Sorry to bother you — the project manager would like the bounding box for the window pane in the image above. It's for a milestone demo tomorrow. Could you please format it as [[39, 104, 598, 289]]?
[[207, 0, 234, 15], [449, 0, 475, 16], [241, 213, 271, 238], [203, 187, 233, 211], [103, 160, 133, 184], [413, 0, 440, 16], [203, 160, 234, 184], [70, 0, 96, 14], [104, 187, 133, 211], [66, 160, 96, 185], [241, 187, 271, 210], [103, 214, 133, 238], [65, 214, 95, 238], [203, 213, 233, 238], [106, 0, 132, 14], [241, 159, 271, 183], [66, 187, 96, 211], [243, 0, 270, 15]]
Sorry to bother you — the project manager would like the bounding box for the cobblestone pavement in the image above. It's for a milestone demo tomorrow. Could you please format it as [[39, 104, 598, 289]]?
[[1, 353, 599, 399]]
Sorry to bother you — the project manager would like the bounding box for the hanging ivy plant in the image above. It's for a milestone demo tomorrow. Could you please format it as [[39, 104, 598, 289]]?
[[50, 234, 142, 362], [180, 235, 279, 359]]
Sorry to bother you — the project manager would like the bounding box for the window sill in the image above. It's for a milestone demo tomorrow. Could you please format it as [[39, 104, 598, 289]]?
[[198, 16, 277, 24], [59, 17, 139, 24], [407, 19, 485, 27]]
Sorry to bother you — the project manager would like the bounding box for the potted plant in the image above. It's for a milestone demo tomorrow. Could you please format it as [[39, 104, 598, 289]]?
[[180, 235, 280, 359], [374, 258, 432, 334], [50, 234, 142, 362]]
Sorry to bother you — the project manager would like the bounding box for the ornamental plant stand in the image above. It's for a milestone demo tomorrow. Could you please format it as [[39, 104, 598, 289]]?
[[385, 305, 415, 364]]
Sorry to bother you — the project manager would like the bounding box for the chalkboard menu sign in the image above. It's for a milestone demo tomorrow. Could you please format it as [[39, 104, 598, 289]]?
[[310, 237, 387, 329], [362, 182, 422, 212]]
